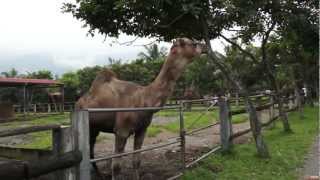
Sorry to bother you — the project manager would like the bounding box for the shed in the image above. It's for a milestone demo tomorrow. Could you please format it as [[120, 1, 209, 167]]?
[[0, 77, 64, 119]]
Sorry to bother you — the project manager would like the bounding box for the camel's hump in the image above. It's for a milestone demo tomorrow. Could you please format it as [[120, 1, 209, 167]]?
[[95, 69, 117, 82]]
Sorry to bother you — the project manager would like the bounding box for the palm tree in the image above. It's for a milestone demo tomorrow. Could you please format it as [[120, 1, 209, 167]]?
[[1, 68, 18, 78], [138, 44, 167, 61]]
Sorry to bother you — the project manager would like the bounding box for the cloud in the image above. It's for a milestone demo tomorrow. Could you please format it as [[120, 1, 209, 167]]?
[[0, 0, 226, 76]]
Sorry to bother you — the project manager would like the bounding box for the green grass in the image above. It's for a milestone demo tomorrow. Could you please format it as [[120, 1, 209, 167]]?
[[1, 113, 69, 128], [147, 125, 163, 137], [17, 131, 52, 149], [183, 106, 318, 180], [2, 113, 70, 150], [152, 108, 248, 135]]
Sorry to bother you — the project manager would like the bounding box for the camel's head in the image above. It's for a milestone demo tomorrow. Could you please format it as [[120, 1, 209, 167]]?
[[169, 38, 205, 62]]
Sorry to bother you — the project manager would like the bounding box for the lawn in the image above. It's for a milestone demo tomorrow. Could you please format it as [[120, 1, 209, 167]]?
[[147, 107, 248, 137], [0, 113, 70, 150], [183, 106, 318, 180]]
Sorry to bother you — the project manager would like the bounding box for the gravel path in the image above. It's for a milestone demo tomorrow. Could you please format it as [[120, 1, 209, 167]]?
[[300, 135, 319, 180]]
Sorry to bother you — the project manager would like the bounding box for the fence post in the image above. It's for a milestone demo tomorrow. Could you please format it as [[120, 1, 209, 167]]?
[[53, 126, 77, 180], [295, 88, 304, 119], [235, 93, 239, 107], [33, 104, 37, 113], [218, 96, 233, 153], [48, 104, 51, 113], [268, 96, 276, 128], [179, 102, 186, 172], [72, 111, 91, 180], [288, 95, 294, 110]]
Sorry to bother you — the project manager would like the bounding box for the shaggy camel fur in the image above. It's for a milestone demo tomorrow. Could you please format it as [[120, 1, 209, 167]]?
[[76, 38, 204, 180]]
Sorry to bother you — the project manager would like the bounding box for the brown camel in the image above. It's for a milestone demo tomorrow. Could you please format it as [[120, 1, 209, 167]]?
[[76, 38, 204, 180]]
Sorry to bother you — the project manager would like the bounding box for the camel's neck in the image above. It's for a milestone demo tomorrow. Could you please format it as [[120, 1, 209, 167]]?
[[145, 55, 189, 107]]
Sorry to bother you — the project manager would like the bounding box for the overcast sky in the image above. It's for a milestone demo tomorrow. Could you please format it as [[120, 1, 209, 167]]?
[[0, 0, 226, 76]]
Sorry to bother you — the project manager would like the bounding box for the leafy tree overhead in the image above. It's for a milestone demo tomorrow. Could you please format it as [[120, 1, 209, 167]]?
[[0, 69, 20, 103], [60, 72, 80, 101], [62, 0, 224, 40], [76, 66, 103, 94]]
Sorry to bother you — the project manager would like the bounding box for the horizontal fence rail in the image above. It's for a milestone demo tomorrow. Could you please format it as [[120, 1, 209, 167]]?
[[0, 124, 61, 138], [86, 105, 180, 112], [91, 140, 180, 163], [0, 150, 82, 180]]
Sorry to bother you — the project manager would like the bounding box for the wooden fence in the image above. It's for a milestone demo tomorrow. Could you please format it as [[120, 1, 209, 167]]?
[[0, 123, 83, 180], [0, 93, 299, 180]]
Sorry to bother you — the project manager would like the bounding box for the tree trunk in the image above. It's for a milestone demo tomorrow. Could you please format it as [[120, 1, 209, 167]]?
[[245, 97, 270, 158], [201, 16, 269, 158], [277, 96, 292, 132]]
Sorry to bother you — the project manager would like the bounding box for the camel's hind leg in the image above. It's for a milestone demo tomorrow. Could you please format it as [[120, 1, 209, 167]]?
[[112, 134, 128, 180], [132, 130, 146, 180]]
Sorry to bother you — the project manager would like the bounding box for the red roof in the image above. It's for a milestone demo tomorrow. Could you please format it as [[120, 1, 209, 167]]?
[[0, 77, 63, 87]]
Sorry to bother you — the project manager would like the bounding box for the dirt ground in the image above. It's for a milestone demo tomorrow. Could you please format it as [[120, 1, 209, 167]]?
[[92, 110, 272, 180]]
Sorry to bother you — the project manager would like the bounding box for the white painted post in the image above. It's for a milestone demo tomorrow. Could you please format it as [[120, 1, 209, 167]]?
[[48, 104, 51, 113], [33, 104, 37, 113], [71, 111, 91, 180]]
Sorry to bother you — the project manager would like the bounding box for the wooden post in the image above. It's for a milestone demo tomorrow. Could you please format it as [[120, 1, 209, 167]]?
[[71, 111, 91, 180], [23, 84, 27, 119], [235, 93, 239, 107], [60, 85, 65, 114], [179, 102, 186, 172], [294, 87, 304, 119], [218, 96, 233, 153], [33, 104, 37, 113], [245, 97, 270, 158], [256, 97, 263, 122], [48, 104, 51, 113], [288, 95, 294, 110], [53, 126, 77, 180], [269, 96, 275, 128]]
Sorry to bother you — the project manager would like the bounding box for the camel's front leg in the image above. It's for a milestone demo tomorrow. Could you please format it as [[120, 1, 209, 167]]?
[[133, 130, 146, 180], [112, 134, 128, 180]]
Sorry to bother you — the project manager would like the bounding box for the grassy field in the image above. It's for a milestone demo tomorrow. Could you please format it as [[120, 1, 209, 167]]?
[[183, 106, 318, 180], [147, 106, 248, 137], [0, 114, 69, 150]]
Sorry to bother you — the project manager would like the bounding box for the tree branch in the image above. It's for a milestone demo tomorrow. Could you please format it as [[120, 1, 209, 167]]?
[[261, 21, 278, 90], [117, 37, 139, 46], [219, 34, 259, 64], [200, 15, 243, 92], [157, 12, 187, 28]]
